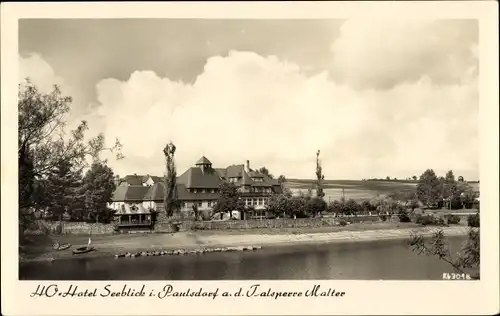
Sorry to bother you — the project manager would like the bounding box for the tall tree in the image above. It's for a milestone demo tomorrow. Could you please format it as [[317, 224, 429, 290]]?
[[277, 175, 286, 184], [213, 183, 245, 214], [19, 147, 35, 210], [443, 170, 458, 198], [258, 166, 273, 179], [18, 79, 122, 230], [81, 161, 116, 223], [45, 160, 83, 220], [163, 142, 179, 218], [315, 150, 325, 199], [192, 203, 200, 221], [266, 192, 293, 218], [456, 181, 478, 209], [416, 169, 442, 207]]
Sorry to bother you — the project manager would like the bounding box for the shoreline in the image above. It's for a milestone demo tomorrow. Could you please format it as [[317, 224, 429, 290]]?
[[20, 225, 471, 264]]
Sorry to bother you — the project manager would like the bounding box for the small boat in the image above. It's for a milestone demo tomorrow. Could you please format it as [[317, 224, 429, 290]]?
[[54, 243, 72, 251], [72, 236, 94, 255], [72, 246, 94, 255]]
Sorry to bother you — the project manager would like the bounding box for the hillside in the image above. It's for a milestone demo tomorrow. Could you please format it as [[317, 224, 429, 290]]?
[[285, 179, 479, 202]]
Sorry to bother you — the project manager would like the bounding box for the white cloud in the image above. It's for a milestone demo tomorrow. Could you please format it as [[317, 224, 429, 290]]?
[[19, 20, 479, 180], [19, 53, 65, 94], [330, 20, 478, 90], [93, 51, 477, 180]]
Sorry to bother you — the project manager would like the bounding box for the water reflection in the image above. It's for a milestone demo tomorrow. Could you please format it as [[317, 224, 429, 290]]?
[[20, 236, 471, 280]]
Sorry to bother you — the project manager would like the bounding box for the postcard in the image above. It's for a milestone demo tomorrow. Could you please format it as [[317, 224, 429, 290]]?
[[1, 1, 498, 315]]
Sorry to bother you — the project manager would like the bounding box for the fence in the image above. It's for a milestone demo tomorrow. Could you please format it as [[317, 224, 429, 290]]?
[[25, 220, 115, 235], [180, 217, 340, 230], [24, 212, 477, 236]]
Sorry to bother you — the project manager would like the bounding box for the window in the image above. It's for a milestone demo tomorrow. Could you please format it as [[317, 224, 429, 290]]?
[[198, 201, 202, 207], [182, 202, 186, 208], [207, 201, 212, 207]]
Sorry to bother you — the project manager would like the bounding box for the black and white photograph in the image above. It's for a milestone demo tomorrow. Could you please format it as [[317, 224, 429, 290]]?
[[2, 1, 499, 315]]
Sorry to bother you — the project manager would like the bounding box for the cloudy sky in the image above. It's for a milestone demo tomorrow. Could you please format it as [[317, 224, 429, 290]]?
[[19, 19, 479, 180]]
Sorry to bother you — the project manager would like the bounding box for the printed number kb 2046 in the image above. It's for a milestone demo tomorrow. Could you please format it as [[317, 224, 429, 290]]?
[[442, 272, 471, 280]]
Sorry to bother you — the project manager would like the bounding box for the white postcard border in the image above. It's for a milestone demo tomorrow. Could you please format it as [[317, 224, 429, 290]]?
[[1, 2, 498, 315]]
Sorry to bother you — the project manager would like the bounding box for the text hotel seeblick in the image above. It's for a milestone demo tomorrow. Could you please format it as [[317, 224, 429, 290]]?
[[30, 284, 346, 300]]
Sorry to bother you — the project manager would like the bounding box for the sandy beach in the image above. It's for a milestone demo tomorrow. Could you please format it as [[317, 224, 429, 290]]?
[[20, 223, 471, 263]]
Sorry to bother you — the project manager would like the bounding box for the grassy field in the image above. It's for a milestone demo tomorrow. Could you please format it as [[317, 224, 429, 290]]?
[[285, 179, 480, 203], [286, 179, 418, 202]]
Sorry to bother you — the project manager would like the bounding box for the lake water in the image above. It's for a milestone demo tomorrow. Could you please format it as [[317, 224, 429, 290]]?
[[20, 236, 472, 280]]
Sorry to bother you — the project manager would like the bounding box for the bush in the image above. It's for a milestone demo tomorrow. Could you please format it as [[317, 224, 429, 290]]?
[[200, 210, 213, 221], [467, 213, 480, 227], [328, 200, 343, 213], [338, 219, 347, 226], [415, 214, 444, 226], [446, 214, 461, 225], [343, 199, 362, 215], [379, 215, 387, 222], [398, 210, 411, 223], [306, 197, 328, 216]]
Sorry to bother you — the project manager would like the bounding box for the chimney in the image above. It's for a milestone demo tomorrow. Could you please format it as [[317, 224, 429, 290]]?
[[245, 160, 250, 173]]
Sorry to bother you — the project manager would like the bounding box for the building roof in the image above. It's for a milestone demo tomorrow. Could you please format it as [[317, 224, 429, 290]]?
[[144, 182, 165, 201], [215, 168, 226, 179], [144, 175, 163, 183], [273, 185, 283, 194], [113, 158, 284, 202], [177, 167, 222, 189], [263, 174, 280, 186], [225, 164, 244, 178], [112, 185, 149, 202], [248, 171, 264, 178], [122, 174, 144, 186], [112, 185, 128, 201], [195, 156, 212, 165], [120, 174, 163, 186], [125, 186, 150, 201], [241, 169, 254, 186]]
